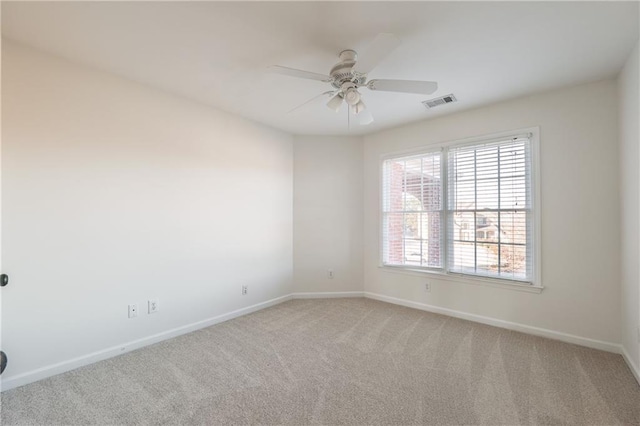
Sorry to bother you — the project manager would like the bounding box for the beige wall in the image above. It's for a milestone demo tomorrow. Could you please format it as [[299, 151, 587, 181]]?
[[1, 40, 293, 385], [3, 35, 637, 390], [293, 136, 363, 294], [619, 40, 640, 374], [363, 80, 621, 345]]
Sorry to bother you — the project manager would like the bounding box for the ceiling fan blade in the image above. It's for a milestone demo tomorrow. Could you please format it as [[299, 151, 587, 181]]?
[[287, 91, 336, 113], [350, 100, 374, 125], [367, 79, 438, 95], [353, 33, 401, 74], [267, 65, 331, 82], [327, 92, 344, 112]]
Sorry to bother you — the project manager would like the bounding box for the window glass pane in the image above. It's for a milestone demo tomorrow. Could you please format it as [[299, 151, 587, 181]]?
[[423, 183, 441, 210], [450, 240, 475, 273], [383, 160, 405, 212], [403, 192, 422, 212], [475, 242, 500, 276], [382, 212, 404, 265], [499, 176, 527, 209], [499, 142, 527, 176], [404, 238, 422, 266], [500, 244, 527, 279], [476, 211, 499, 243], [476, 178, 498, 209], [421, 212, 441, 267], [452, 179, 475, 210], [453, 212, 475, 242], [500, 212, 527, 245], [404, 212, 420, 239]]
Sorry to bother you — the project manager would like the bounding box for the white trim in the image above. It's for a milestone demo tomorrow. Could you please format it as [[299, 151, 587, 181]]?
[[363, 292, 619, 353], [529, 127, 542, 287], [621, 346, 640, 386], [3, 291, 634, 393], [378, 128, 535, 160], [0, 294, 293, 392], [378, 266, 544, 293], [291, 291, 365, 299]]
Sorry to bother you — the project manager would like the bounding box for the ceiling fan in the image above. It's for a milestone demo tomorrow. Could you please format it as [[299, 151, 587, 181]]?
[[268, 33, 438, 126]]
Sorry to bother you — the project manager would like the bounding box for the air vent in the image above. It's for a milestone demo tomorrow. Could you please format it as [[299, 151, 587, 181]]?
[[423, 94, 457, 109]]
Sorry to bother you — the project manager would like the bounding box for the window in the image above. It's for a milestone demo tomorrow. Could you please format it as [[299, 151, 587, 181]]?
[[381, 130, 538, 287], [448, 136, 532, 282], [381, 151, 442, 269]]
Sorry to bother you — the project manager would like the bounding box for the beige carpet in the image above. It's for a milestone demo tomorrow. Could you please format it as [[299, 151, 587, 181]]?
[[1, 298, 639, 425]]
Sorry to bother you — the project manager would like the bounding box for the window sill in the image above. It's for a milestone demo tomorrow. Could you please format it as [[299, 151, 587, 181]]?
[[378, 266, 544, 294]]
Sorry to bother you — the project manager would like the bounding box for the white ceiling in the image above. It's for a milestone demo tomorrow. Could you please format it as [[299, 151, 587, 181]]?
[[2, 2, 638, 136]]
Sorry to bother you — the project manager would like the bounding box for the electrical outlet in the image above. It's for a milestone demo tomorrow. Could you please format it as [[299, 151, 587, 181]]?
[[148, 299, 159, 314], [128, 304, 138, 318], [242, 285, 248, 295], [328, 270, 334, 279], [425, 282, 431, 293]]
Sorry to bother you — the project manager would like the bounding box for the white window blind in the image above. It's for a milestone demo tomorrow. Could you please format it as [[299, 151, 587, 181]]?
[[447, 136, 533, 282], [382, 151, 443, 269]]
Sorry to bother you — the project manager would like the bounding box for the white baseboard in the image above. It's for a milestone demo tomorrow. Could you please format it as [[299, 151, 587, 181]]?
[[621, 346, 640, 386], [3, 291, 635, 392], [0, 294, 292, 392], [291, 291, 364, 299], [364, 292, 621, 354]]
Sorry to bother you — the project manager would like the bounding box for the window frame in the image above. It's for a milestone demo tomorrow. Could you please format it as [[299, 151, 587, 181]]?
[[379, 127, 542, 292]]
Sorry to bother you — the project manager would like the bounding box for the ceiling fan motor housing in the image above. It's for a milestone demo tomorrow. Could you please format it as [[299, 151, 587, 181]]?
[[330, 49, 366, 89]]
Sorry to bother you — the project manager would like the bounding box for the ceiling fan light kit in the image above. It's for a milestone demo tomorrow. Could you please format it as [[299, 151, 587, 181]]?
[[344, 87, 361, 106], [327, 92, 345, 112], [270, 33, 438, 127], [356, 106, 374, 126]]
